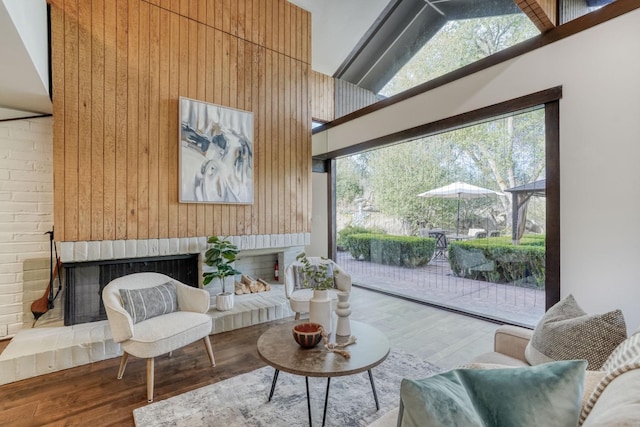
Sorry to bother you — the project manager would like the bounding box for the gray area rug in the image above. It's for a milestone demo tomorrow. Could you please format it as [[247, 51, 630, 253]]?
[[133, 349, 441, 427]]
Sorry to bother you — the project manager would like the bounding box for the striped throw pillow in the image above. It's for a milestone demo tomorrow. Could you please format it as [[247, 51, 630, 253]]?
[[579, 333, 640, 424], [119, 282, 178, 324]]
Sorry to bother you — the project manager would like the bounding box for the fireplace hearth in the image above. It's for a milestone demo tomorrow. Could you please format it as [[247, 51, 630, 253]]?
[[63, 254, 199, 326]]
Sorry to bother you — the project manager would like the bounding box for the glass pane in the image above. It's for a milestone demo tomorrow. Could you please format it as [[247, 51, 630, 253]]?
[[380, 15, 539, 97], [336, 108, 546, 327]]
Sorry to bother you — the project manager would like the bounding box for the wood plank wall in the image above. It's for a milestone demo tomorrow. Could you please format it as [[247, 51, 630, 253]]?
[[49, 0, 313, 242], [310, 70, 334, 122], [334, 78, 379, 119]]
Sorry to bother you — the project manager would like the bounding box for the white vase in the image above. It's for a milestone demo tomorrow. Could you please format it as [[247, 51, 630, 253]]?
[[216, 292, 234, 311], [335, 291, 351, 336], [309, 289, 332, 334], [216, 277, 235, 311]]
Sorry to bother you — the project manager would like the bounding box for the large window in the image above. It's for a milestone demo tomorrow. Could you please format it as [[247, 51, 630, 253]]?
[[335, 108, 547, 327], [380, 15, 538, 97]]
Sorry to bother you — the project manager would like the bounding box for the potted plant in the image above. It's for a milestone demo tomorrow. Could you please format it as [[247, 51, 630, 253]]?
[[203, 236, 241, 311], [295, 252, 338, 332], [295, 252, 337, 291]]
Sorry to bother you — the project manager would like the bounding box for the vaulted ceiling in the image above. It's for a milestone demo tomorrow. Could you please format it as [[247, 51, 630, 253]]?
[[0, 0, 51, 121]]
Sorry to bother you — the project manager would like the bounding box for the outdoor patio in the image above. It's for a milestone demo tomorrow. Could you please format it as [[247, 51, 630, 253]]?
[[336, 250, 545, 327]]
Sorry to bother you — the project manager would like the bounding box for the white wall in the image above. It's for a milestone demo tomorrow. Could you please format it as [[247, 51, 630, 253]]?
[[306, 172, 329, 257], [313, 10, 640, 329], [0, 117, 53, 338]]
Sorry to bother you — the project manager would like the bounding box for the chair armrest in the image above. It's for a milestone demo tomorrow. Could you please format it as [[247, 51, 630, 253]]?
[[284, 264, 296, 299], [175, 281, 210, 313], [494, 325, 533, 363], [335, 268, 352, 293], [102, 292, 134, 343]]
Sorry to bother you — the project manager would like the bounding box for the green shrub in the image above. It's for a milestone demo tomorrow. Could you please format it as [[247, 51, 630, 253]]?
[[448, 235, 546, 287], [346, 233, 435, 267], [337, 226, 385, 251]]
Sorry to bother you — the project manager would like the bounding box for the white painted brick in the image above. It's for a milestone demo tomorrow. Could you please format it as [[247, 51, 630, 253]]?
[[168, 238, 180, 254], [9, 191, 53, 203], [0, 359, 15, 382], [0, 273, 19, 285], [148, 239, 159, 256], [0, 180, 40, 192], [0, 242, 46, 254], [73, 241, 88, 262], [247, 234, 256, 250], [158, 238, 169, 255], [136, 240, 148, 257], [113, 240, 126, 259], [59, 242, 74, 262], [9, 170, 51, 183], [14, 353, 37, 380], [197, 236, 207, 251], [125, 240, 137, 258], [28, 118, 53, 134], [100, 240, 113, 260], [87, 241, 101, 261], [0, 159, 34, 171], [0, 262, 21, 274], [179, 238, 189, 254], [0, 201, 38, 212], [188, 237, 199, 253]]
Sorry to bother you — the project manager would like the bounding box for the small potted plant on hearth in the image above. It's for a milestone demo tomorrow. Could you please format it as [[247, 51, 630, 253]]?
[[203, 236, 241, 311]]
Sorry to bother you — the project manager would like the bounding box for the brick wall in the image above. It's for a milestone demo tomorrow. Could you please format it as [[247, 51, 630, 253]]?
[[0, 117, 54, 338]]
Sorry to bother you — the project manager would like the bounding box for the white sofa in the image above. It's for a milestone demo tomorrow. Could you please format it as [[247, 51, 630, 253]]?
[[369, 325, 640, 426]]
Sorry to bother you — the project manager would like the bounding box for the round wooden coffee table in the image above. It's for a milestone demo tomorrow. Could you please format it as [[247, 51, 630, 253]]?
[[257, 320, 390, 426]]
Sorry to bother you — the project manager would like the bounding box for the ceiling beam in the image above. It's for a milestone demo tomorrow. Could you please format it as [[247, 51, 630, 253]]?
[[514, 0, 557, 32]]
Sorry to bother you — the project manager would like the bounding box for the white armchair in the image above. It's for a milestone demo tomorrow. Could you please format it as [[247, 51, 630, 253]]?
[[102, 272, 215, 402], [284, 257, 352, 320]]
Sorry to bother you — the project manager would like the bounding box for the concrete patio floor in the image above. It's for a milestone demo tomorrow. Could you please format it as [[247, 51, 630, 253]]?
[[336, 251, 544, 327]]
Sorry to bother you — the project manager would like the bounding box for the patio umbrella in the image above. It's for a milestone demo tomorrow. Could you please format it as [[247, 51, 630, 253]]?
[[417, 181, 504, 235]]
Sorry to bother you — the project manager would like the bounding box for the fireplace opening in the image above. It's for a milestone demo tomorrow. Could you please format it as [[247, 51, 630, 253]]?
[[63, 254, 199, 326]]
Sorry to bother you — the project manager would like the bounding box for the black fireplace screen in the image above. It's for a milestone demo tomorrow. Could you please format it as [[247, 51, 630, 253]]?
[[63, 254, 199, 326]]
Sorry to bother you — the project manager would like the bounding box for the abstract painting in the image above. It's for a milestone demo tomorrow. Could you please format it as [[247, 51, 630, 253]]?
[[179, 97, 254, 204]]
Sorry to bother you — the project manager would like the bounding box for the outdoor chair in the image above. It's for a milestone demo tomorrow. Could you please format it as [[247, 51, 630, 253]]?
[[428, 231, 448, 260], [102, 272, 215, 402], [284, 257, 352, 320]]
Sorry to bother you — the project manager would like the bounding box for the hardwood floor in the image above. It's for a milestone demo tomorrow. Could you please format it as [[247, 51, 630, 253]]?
[[0, 287, 501, 426]]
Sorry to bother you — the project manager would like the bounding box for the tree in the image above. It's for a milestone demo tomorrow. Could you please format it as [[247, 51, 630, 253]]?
[[381, 15, 538, 97]]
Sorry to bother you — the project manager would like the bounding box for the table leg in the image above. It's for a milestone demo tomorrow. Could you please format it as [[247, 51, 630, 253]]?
[[322, 377, 331, 426], [368, 369, 380, 410], [268, 369, 280, 401], [306, 376, 312, 427]]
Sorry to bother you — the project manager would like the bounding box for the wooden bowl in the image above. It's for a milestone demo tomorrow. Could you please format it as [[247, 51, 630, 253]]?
[[292, 322, 323, 348]]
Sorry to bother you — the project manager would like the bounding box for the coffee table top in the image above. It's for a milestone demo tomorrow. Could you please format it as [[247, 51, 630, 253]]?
[[257, 320, 390, 378]]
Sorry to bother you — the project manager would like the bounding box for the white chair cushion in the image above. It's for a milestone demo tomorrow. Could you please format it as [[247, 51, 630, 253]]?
[[121, 311, 212, 358]]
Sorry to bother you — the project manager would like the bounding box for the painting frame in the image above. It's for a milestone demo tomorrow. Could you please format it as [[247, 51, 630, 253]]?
[[178, 97, 254, 204]]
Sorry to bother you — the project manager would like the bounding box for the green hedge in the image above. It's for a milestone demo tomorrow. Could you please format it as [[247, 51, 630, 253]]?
[[337, 226, 385, 251], [345, 233, 435, 268], [448, 235, 546, 287]]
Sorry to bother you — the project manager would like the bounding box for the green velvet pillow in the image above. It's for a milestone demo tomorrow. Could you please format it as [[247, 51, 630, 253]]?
[[398, 360, 587, 427]]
